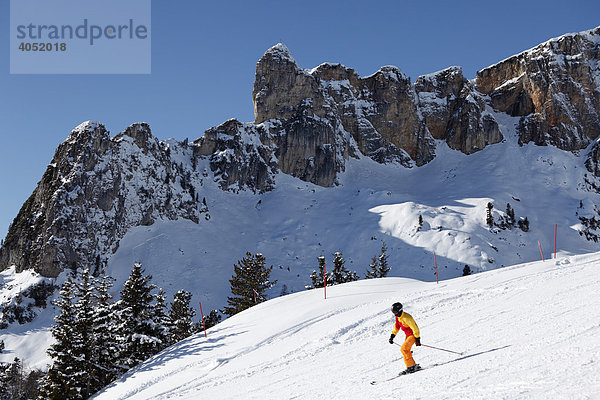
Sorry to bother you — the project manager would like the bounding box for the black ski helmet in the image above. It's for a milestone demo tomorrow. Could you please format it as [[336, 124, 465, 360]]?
[[391, 302, 403, 315]]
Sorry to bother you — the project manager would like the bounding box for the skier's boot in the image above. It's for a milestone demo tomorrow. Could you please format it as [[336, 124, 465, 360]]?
[[400, 364, 421, 375]]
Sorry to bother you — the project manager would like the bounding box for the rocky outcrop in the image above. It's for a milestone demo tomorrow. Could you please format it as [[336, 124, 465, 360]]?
[[252, 44, 505, 167], [585, 139, 600, 178], [193, 119, 277, 192], [415, 67, 502, 154], [476, 26, 600, 150], [0, 122, 208, 277]]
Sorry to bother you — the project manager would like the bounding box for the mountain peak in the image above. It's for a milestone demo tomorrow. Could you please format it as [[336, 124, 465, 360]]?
[[261, 42, 296, 64]]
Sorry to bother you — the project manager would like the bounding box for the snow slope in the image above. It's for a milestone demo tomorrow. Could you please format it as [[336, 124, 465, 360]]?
[[2, 109, 600, 369], [93, 251, 600, 400], [105, 110, 600, 314]]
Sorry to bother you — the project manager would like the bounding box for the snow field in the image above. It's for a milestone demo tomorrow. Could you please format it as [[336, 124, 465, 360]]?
[[94, 252, 600, 400]]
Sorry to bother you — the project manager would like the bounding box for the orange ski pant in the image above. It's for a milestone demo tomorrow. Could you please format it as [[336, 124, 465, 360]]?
[[401, 335, 416, 367]]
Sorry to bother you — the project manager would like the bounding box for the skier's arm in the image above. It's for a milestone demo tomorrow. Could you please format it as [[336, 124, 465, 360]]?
[[405, 314, 420, 338], [389, 318, 400, 344], [391, 318, 401, 336]]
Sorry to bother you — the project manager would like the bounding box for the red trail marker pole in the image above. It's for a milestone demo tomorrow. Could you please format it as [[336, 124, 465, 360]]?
[[323, 262, 327, 300], [198, 300, 207, 338], [554, 224, 557, 259], [538, 241, 545, 262], [434, 251, 438, 284]]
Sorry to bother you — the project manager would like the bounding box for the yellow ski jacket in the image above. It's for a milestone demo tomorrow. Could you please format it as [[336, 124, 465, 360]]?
[[392, 311, 420, 338]]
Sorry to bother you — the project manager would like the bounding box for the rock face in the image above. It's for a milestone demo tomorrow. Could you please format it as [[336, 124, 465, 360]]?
[[0, 122, 208, 277], [415, 66, 502, 154], [476, 26, 600, 150], [252, 44, 502, 167], [2, 27, 600, 278]]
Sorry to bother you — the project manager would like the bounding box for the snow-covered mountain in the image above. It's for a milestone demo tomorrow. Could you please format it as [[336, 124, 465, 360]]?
[[91, 251, 600, 400], [1, 26, 600, 370]]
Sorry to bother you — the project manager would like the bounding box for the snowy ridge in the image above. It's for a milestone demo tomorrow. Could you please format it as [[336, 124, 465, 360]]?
[[478, 25, 600, 75], [93, 252, 600, 399]]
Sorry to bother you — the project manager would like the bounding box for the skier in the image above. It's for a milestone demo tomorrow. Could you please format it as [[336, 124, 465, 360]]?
[[389, 302, 422, 374]]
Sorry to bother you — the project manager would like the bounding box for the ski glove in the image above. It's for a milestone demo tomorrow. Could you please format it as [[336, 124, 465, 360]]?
[[389, 334, 395, 344], [415, 337, 421, 346]]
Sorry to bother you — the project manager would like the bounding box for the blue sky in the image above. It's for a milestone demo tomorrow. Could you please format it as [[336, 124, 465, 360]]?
[[1, 0, 599, 241]]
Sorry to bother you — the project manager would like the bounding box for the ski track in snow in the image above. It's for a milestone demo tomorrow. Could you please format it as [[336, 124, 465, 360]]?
[[93, 252, 600, 400]]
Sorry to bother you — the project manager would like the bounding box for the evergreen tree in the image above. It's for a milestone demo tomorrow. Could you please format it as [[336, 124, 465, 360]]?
[[153, 289, 174, 351], [308, 256, 328, 289], [223, 253, 277, 316], [418, 214, 424, 230], [71, 267, 97, 399], [169, 290, 196, 343], [506, 203, 516, 227], [202, 310, 222, 330], [377, 242, 390, 278], [486, 202, 494, 227], [0, 363, 7, 399], [365, 255, 379, 279], [193, 309, 222, 334], [40, 276, 80, 400], [365, 242, 391, 279], [23, 368, 44, 400], [462, 265, 472, 276], [3, 358, 24, 400], [113, 263, 161, 371], [518, 216, 530, 232], [90, 273, 119, 390], [329, 252, 359, 285], [0, 358, 43, 400], [280, 284, 289, 297]]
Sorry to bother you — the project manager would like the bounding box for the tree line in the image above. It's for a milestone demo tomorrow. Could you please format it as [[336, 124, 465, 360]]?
[[30, 264, 209, 400]]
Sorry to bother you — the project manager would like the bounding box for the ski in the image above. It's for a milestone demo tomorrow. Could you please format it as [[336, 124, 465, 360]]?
[[370, 364, 437, 385]]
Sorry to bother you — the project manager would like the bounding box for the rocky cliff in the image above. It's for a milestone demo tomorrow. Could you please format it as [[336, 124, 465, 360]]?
[[0, 122, 208, 277], [252, 44, 502, 167], [1, 26, 600, 278], [476, 26, 600, 150]]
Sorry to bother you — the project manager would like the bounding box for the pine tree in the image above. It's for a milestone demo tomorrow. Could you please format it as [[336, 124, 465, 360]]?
[[506, 203, 516, 227], [3, 358, 24, 400], [42, 268, 111, 399], [308, 256, 328, 289], [486, 202, 494, 227], [518, 216, 530, 232], [418, 214, 424, 230], [40, 276, 80, 400], [153, 289, 174, 351], [203, 310, 222, 330], [366, 242, 391, 279], [169, 290, 196, 343], [365, 255, 379, 279], [280, 284, 289, 297], [462, 265, 472, 276], [377, 242, 390, 277], [90, 273, 119, 390], [223, 253, 277, 316], [0, 363, 10, 399], [113, 263, 160, 371], [330, 252, 359, 285], [71, 267, 97, 399]]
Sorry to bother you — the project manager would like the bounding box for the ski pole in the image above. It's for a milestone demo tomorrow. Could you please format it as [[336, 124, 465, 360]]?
[[394, 341, 463, 355], [421, 344, 463, 355]]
